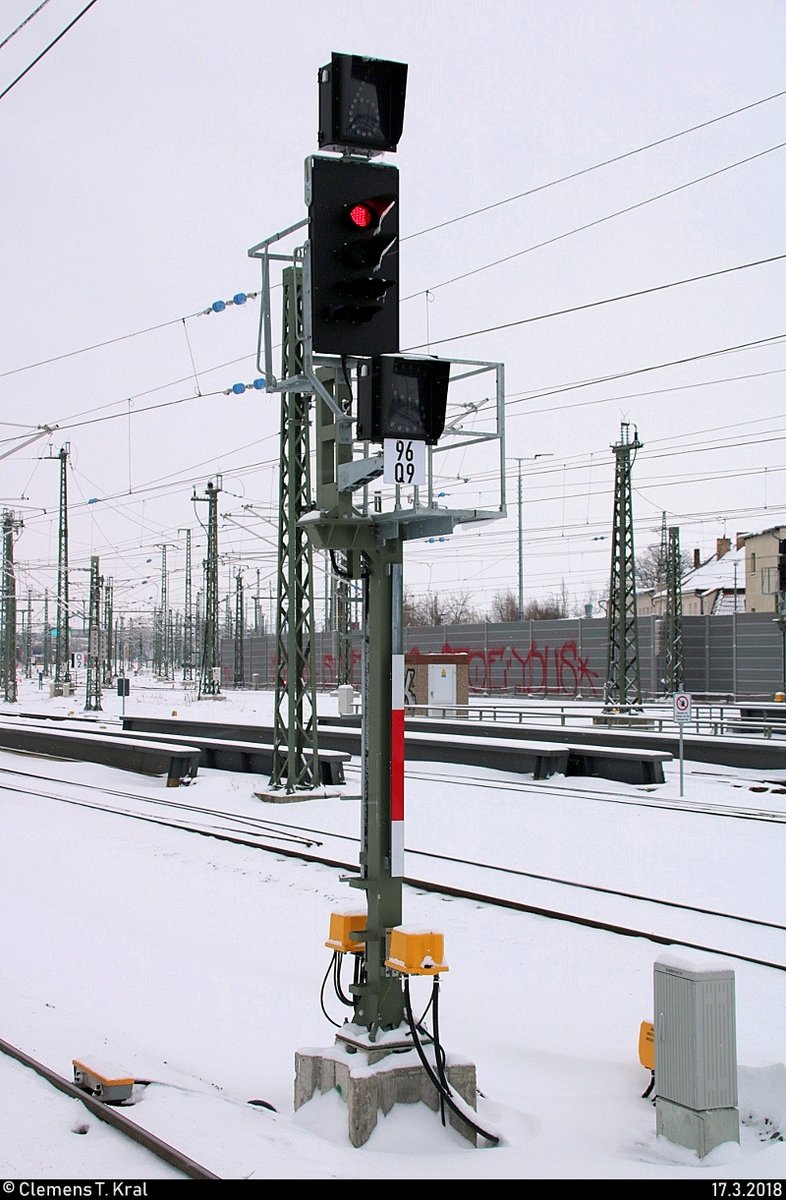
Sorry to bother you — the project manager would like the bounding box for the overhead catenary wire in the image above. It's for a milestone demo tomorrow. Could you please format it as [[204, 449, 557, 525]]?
[[405, 253, 786, 352], [402, 87, 786, 242], [0, 2, 53, 53], [2, 63, 781, 607], [0, 0, 101, 104], [402, 141, 786, 302], [2, 88, 780, 382]]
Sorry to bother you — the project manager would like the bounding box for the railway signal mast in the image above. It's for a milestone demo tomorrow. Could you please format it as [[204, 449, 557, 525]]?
[[248, 53, 506, 1144]]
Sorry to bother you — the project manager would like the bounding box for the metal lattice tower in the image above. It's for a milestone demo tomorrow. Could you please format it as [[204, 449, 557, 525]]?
[[223, 588, 233, 638], [52, 444, 71, 691], [664, 525, 685, 693], [166, 608, 174, 679], [151, 605, 160, 674], [24, 588, 32, 678], [195, 591, 203, 678], [658, 511, 669, 587], [115, 614, 124, 676], [43, 588, 51, 677], [233, 571, 245, 688], [85, 555, 102, 712], [102, 576, 113, 685], [179, 527, 194, 682], [253, 567, 262, 635], [155, 544, 175, 680], [0, 510, 22, 702], [604, 422, 643, 711], [194, 479, 221, 696], [270, 265, 319, 791]]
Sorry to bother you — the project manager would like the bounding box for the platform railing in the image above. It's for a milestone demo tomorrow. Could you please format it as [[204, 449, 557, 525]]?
[[343, 697, 786, 739]]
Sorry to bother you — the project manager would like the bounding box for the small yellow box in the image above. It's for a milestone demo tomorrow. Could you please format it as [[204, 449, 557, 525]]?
[[325, 911, 366, 954], [385, 928, 448, 976], [638, 1020, 655, 1070], [72, 1058, 134, 1103]]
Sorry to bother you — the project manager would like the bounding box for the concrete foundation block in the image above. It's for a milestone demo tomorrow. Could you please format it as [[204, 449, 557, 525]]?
[[295, 1043, 478, 1148]]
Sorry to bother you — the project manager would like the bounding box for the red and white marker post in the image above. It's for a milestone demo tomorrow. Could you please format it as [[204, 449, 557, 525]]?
[[390, 651, 405, 877]]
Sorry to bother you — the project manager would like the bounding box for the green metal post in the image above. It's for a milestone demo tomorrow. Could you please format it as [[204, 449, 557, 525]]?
[[347, 545, 405, 1033]]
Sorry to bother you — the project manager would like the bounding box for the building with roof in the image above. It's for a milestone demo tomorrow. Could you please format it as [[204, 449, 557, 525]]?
[[742, 524, 786, 614], [637, 535, 745, 618]]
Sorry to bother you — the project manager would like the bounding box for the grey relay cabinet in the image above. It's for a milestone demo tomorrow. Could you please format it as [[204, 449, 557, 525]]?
[[653, 956, 739, 1157]]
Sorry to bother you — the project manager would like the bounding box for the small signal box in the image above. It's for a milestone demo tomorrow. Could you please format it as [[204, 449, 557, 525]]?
[[73, 1057, 134, 1104], [385, 928, 448, 976], [326, 910, 367, 954], [639, 1020, 655, 1071]]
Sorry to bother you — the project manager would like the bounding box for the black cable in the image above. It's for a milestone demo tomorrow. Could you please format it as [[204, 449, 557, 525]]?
[[329, 550, 353, 580], [425, 978, 448, 1126], [333, 952, 355, 1008], [319, 952, 342, 1029], [431, 977, 452, 1105], [403, 977, 499, 1146], [340, 355, 354, 401]]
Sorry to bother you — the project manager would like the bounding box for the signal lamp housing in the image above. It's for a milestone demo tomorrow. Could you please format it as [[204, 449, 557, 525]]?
[[357, 354, 451, 446], [318, 52, 407, 155], [308, 155, 399, 358]]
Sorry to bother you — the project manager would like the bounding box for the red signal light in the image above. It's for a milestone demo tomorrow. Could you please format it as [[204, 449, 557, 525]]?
[[348, 202, 373, 228]]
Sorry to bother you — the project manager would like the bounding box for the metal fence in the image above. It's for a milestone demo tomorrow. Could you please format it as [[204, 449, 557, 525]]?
[[221, 611, 785, 701]]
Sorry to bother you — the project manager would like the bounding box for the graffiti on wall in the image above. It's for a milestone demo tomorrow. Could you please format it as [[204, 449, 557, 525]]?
[[320, 649, 363, 689], [317, 640, 601, 696], [434, 638, 601, 697]]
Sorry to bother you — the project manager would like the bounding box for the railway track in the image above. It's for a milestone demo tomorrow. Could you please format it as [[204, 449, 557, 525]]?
[[0, 1037, 220, 1179], [395, 762, 786, 823], [2, 760, 783, 972]]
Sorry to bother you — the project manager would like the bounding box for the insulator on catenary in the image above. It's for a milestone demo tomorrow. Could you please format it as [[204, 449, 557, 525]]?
[[224, 379, 266, 395]]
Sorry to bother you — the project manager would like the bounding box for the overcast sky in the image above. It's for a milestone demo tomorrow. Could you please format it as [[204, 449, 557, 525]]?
[[1, 0, 784, 625]]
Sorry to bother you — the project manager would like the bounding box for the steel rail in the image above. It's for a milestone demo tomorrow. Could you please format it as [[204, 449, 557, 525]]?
[[0, 1037, 221, 1180]]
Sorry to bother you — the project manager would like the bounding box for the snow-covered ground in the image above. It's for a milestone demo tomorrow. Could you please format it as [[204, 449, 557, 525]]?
[[0, 676, 784, 1180]]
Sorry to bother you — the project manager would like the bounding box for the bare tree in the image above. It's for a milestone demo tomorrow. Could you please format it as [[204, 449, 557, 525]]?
[[441, 589, 479, 625], [489, 590, 519, 622], [420, 591, 449, 626], [636, 543, 692, 590], [402, 589, 422, 626]]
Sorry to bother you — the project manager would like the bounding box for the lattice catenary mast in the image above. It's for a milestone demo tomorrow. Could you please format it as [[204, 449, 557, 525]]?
[[194, 480, 222, 696], [604, 422, 643, 711]]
